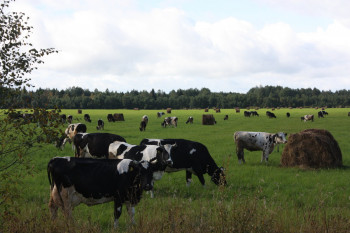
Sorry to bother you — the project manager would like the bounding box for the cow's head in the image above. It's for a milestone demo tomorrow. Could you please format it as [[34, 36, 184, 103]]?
[[128, 160, 154, 191], [153, 145, 173, 168], [211, 167, 227, 186], [274, 132, 288, 144]]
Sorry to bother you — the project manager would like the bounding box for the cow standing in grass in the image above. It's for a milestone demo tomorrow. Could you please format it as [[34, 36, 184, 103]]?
[[47, 157, 154, 228], [234, 131, 287, 163]]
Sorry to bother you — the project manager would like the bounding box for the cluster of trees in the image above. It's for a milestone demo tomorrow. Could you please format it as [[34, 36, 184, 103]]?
[[11, 85, 350, 109]]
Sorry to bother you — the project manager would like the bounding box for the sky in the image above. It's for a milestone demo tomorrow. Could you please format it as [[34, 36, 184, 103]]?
[[9, 0, 350, 93]]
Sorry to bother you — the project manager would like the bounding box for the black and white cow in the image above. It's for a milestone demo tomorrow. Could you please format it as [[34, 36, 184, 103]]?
[[67, 115, 73, 124], [47, 157, 154, 228], [109, 141, 175, 197], [302, 114, 314, 122], [161, 117, 178, 128], [73, 133, 126, 158], [244, 111, 251, 117], [224, 115, 228, 120], [266, 111, 276, 118], [96, 119, 104, 130], [140, 139, 227, 187], [186, 116, 194, 124], [157, 112, 165, 118], [234, 131, 288, 163], [318, 111, 324, 118], [56, 123, 87, 150], [139, 115, 148, 131], [84, 114, 91, 123]]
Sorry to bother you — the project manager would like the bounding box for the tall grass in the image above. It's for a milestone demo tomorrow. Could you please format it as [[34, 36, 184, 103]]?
[[2, 108, 350, 232]]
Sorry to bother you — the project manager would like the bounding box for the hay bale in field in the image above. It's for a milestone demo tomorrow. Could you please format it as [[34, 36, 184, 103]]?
[[113, 113, 125, 121], [167, 108, 172, 114], [204, 108, 208, 112], [202, 114, 216, 125], [281, 129, 342, 168], [78, 109, 82, 114]]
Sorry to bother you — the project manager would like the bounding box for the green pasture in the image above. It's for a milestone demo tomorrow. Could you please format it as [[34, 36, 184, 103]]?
[[11, 108, 350, 232]]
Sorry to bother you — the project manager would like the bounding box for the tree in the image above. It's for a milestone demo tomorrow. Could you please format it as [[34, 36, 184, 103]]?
[[0, 0, 59, 209]]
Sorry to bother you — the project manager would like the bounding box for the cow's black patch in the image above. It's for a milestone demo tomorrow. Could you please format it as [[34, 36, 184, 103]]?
[[117, 144, 128, 156]]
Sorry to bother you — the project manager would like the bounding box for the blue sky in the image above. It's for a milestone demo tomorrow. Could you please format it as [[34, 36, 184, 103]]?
[[11, 0, 350, 93]]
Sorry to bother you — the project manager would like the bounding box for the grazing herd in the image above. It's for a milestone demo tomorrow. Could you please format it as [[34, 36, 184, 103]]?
[[49, 108, 330, 228]]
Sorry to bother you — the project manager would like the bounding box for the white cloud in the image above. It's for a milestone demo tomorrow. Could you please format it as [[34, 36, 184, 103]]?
[[9, 0, 350, 92]]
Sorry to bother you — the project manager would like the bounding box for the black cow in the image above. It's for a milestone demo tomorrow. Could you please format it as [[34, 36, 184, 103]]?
[[224, 115, 228, 120], [139, 121, 147, 131], [107, 114, 115, 122], [74, 133, 126, 158], [244, 111, 251, 117], [250, 111, 259, 116], [60, 114, 67, 123], [48, 157, 154, 228], [186, 116, 194, 124], [84, 114, 91, 123], [318, 111, 324, 118], [266, 111, 276, 118], [96, 119, 104, 130], [140, 139, 226, 187], [286, 112, 290, 118], [67, 115, 73, 124]]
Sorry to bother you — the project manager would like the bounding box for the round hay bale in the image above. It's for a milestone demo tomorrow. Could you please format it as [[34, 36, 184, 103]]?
[[281, 129, 342, 168], [202, 114, 216, 125], [113, 113, 125, 121], [204, 108, 208, 112], [167, 108, 172, 114]]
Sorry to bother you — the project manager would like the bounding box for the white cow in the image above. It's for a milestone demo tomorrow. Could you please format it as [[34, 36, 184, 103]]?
[[234, 131, 287, 163]]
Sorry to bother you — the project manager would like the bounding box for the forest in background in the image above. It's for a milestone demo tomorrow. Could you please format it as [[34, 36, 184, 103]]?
[[5, 85, 350, 109]]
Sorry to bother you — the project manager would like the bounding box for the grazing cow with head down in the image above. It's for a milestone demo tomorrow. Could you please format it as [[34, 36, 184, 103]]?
[[224, 115, 228, 120], [84, 114, 91, 123], [186, 116, 194, 124], [96, 119, 104, 130], [56, 123, 87, 150], [244, 111, 251, 117], [266, 111, 276, 118], [140, 138, 227, 187], [161, 117, 178, 128], [234, 131, 287, 163], [74, 133, 126, 158], [47, 157, 154, 228], [157, 112, 165, 118], [109, 141, 175, 197]]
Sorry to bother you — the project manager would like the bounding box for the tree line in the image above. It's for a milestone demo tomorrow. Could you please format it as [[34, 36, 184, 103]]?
[[8, 85, 350, 109]]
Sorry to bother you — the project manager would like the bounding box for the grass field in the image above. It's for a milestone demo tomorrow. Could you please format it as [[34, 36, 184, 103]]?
[[3, 108, 350, 232]]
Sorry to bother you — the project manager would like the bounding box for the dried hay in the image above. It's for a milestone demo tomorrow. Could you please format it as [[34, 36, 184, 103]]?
[[113, 113, 125, 121], [202, 114, 216, 125], [281, 129, 342, 168]]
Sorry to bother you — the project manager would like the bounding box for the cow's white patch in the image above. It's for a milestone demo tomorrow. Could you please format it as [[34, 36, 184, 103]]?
[[117, 159, 132, 174], [189, 149, 196, 155], [140, 161, 149, 169]]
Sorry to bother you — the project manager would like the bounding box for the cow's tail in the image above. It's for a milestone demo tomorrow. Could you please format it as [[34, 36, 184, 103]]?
[[47, 161, 54, 190]]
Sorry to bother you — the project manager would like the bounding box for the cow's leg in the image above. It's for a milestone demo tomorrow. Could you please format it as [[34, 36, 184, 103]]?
[[186, 170, 193, 187], [48, 190, 58, 220], [114, 201, 122, 228], [196, 173, 206, 186], [236, 146, 245, 163], [126, 202, 136, 225]]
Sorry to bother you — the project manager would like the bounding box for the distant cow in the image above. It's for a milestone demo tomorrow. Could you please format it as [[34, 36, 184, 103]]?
[[56, 123, 87, 150], [60, 114, 67, 123], [74, 133, 126, 158], [84, 114, 91, 123], [250, 111, 259, 117], [302, 115, 314, 122], [161, 117, 178, 128], [224, 115, 228, 120], [318, 111, 324, 118], [67, 115, 73, 124], [157, 112, 165, 118], [266, 111, 276, 118], [186, 116, 194, 124], [234, 131, 288, 163], [140, 138, 227, 187], [286, 112, 290, 118], [96, 119, 104, 130], [107, 114, 115, 122], [48, 157, 154, 228], [322, 110, 328, 115], [109, 141, 175, 197], [244, 111, 251, 117], [139, 115, 148, 131]]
